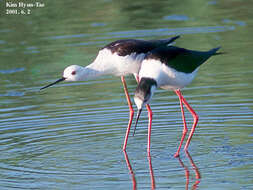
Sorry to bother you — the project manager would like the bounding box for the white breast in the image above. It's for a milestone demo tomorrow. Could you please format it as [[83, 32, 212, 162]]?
[[139, 59, 198, 90], [90, 48, 145, 76]]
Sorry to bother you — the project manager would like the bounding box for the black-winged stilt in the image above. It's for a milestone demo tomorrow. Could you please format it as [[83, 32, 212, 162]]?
[[133, 45, 221, 157], [40, 36, 180, 150]]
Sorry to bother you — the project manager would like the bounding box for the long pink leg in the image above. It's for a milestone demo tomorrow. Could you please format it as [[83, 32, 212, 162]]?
[[146, 104, 153, 153], [121, 76, 134, 151], [175, 90, 199, 151], [174, 90, 188, 157], [181, 94, 199, 150]]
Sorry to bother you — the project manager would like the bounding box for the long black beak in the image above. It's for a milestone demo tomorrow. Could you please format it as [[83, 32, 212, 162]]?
[[133, 109, 142, 136], [40, 77, 65, 90]]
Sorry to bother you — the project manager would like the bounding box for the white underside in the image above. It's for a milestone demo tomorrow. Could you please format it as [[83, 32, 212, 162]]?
[[139, 59, 198, 90], [88, 48, 145, 77]]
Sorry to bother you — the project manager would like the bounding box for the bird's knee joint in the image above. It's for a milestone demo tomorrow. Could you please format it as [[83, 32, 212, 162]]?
[[194, 115, 199, 123], [183, 128, 188, 135]]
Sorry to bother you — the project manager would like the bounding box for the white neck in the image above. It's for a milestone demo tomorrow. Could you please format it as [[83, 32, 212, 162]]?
[[76, 48, 144, 81], [77, 49, 120, 80], [77, 63, 107, 81]]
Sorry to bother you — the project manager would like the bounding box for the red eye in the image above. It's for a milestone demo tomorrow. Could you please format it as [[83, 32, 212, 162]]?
[[71, 71, 76, 75]]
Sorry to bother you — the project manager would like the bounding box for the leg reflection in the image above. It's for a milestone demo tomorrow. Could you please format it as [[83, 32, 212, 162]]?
[[123, 151, 136, 190], [177, 155, 189, 190], [177, 151, 201, 190], [123, 151, 156, 190], [185, 151, 201, 189], [147, 152, 156, 190]]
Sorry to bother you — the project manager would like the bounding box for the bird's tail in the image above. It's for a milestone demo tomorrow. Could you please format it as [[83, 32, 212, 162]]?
[[164, 35, 181, 45], [150, 35, 180, 47], [210, 46, 225, 55]]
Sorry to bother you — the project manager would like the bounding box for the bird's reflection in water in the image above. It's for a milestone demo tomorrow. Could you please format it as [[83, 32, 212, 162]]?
[[123, 150, 200, 189], [123, 151, 137, 190], [147, 152, 155, 190], [177, 151, 201, 190], [123, 151, 156, 190]]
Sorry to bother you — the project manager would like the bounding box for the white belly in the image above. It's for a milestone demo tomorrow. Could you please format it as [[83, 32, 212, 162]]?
[[139, 59, 198, 90]]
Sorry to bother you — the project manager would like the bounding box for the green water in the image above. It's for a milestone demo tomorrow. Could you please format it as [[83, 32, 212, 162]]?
[[0, 0, 253, 189]]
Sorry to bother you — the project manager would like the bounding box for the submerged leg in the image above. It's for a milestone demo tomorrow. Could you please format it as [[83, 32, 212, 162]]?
[[121, 76, 134, 151], [174, 89, 188, 157], [174, 89, 199, 154]]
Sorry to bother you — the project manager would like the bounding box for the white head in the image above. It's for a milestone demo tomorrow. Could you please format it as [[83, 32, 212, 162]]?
[[40, 65, 84, 90], [63, 65, 84, 81]]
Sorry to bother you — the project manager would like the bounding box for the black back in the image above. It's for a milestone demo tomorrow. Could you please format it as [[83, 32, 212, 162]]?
[[145, 46, 220, 73], [102, 36, 180, 56]]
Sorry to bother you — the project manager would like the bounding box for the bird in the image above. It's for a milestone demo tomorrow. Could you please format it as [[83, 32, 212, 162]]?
[[133, 45, 221, 157], [40, 35, 180, 151]]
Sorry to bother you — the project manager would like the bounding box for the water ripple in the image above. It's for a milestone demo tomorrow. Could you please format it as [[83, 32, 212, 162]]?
[[0, 68, 25, 74], [163, 15, 189, 21], [98, 26, 235, 39], [44, 33, 92, 40]]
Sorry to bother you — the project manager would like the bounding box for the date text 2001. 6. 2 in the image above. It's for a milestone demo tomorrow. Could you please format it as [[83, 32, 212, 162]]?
[[6, 9, 31, 15]]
